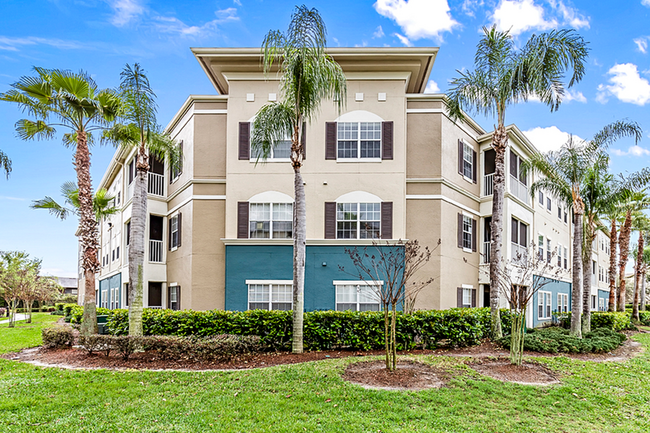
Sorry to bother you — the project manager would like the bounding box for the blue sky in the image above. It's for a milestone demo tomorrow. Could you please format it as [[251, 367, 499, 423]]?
[[1, 0, 649, 277]]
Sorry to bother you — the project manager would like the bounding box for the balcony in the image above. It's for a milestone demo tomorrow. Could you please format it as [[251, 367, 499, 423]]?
[[483, 173, 494, 196], [509, 175, 529, 204], [149, 239, 163, 263], [511, 243, 528, 264], [147, 172, 165, 196]]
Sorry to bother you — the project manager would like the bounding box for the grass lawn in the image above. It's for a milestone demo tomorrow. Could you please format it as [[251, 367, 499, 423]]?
[[0, 313, 59, 354], [0, 322, 649, 431]]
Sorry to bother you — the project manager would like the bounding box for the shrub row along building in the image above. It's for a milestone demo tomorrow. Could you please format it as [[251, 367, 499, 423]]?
[[79, 47, 611, 327]]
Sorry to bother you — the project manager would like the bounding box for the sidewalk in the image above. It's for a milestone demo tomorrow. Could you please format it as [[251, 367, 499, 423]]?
[[0, 313, 28, 325]]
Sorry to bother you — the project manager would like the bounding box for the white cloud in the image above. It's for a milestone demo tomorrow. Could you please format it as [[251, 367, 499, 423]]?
[[393, 33, 412, 47], [611, 146, 650, 157], [0, 195, 27, 201], [374, 0, 460, 42], [634, 36, 649, 54], [424, 79, 440, 93], [597, 63, 650, 106], [491, 0, 588, 36], [564, 89, 586, 103], [523, 126, 584, 153], [643, 0, 650, 6], [106, 0, 145, 27], [154, 8, 239, 37], [0, 36, 86, 51], [373, 25, 385, 38], [233, 0, 242, 5], [461, 0, 484, 17]]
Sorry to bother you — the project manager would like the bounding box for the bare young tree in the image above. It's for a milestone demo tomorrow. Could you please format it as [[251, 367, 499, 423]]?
[[341, 239, 438, 371]]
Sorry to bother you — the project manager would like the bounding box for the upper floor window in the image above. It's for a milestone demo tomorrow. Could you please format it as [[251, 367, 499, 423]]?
[[509, 150, 527, 185], [558, 204, 562, 220], [252, 139, 291, 160], [539, 190, 544, 205], [458, 214, 477, 252], [249, 203, 293, 239], [337, 122, 381, 159], [546, 197, 551, 212], [462, 142, 474, 179], [337, 202, 380, 239], [169, 213, 182, 250], [171, 140, 183, 181]]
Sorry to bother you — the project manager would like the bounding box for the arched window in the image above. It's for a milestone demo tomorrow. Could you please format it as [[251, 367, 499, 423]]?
[[237, 191, 294, 239]]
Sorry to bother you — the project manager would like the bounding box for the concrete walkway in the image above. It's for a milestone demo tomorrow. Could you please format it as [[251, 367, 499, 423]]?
[[0, 313, 28, 324]]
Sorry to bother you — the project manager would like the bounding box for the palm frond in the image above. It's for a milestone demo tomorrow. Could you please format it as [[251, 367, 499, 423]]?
[[0, 150, 11, 179], [30, 197, 72, 220], [251, 102, 294, 162], [589, 119, 642, 152], [93, 188, 118, 219], [15, 119, 56, 141]]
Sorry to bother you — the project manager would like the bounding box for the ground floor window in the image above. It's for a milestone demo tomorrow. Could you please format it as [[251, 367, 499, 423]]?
[[168, 285, 180, 310], [557, 293, 569, 313], [334, 281, 381, 311], [591, 295, 597, 310], [247, 280, 292, 311], [538, 291, 552, 319], [599, 297, 605, 311]]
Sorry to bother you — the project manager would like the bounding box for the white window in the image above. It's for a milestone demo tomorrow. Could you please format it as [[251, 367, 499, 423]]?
[[557, 244, 562, 267], [538, 190, 544, 205], [538, 291, 552, 319], [337, 122, 381, 160], [538, 235, 544, 260], [168, 285, 180, 310], [557, 293, 569, 313], [599, 297, 605, 311], [462, 215, 473, 250], [170, 215, 180, 249], [462, 142, 474, 179], [249, 203, 293, 239], [337, 203, 380, 239], [335, 282, 381, 311], [462, 287, 472, 307], [564, 210, 568, 224], [251, 135, 291, 160], [247, 281, 293, 311], [546, 197, 552, 212], [591, 295, 597, 310], [547, 239, 552, 263], [563, 247, 568, 269], [172, 140, 184, 179]]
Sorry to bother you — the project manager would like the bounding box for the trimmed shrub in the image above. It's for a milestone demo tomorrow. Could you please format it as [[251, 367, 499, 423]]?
[[78, 334, 107, 355], [42, 326, 74, 349], [113, 335, 144, 360], [591, 312, 633, 331], [498, 326, 626, 354]]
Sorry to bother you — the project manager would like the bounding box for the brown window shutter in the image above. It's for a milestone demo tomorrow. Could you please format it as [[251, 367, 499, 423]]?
[[382, 121, 393, 160], [471, 289, 477, 308], [324, 202, 336, 239], [381, 202, 393, 239], [301, 122, 306, 160], [458, 139, 463, 175], [239, 122, 250, 160], [457, 213, 463, 248], [471, 218, 477, 252], [168, 218, 172, 250], [472, 150, 477, 183], [237, 202, 249, 239], [177, 286, 181, 310], [325, 122, 337, 160], [177, 212, 182, 247], [457, 287, 463, 308]]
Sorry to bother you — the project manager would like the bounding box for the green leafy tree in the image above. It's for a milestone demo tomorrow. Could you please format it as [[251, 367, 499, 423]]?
[[104, 63, 180, 337], [251, 5, 347, 353], [0, 68, 121, 336], [447, 26, 588, 339], [0, 252, 40, 327]]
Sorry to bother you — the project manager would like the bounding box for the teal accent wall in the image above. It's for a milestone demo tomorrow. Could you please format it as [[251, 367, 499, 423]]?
[[225, 245, 401, 311], [98, 273, 122, 309], [598, 289, 609, 311], [532, 275, 572, 327]]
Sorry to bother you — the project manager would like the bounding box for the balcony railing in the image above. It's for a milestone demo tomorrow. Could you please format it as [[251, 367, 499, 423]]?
[[482, 241, 491, 264], [511, 243, 528, 263], [483, 173, 494, 196], [127, 181, 134, 202], [147, 172, 165, 196], [149, 239, 163, 263], [509, 175, 529, 204]]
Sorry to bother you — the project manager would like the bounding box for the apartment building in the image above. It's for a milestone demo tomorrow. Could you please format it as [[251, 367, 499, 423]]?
[[80, 46, 610, 327]]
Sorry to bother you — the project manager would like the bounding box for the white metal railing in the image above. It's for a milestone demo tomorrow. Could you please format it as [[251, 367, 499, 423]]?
[[127, 181, 134, 201], [148, 172, 164, 196], [483, 173, 494, 196], [124, 245, 129, 264], [509, 175, 529, 204], [149, 239, 163, 263], [511, 243, 528, 263], [482, 241, 491, 264], [592, 274, 597, 286]]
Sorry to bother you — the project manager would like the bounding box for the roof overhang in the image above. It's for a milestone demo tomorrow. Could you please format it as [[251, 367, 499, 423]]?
[[191, 47, 439, 95]]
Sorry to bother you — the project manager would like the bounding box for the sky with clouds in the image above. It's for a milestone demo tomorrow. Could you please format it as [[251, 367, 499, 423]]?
[[0, 0, 649, 277]]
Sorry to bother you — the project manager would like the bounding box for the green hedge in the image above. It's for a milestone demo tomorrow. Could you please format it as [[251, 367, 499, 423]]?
[[590, 312, 634, 331], [63, 304, 513, 351], [498, 327, 626, 354]]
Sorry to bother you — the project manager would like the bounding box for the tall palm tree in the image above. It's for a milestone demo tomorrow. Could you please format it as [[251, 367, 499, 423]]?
[[524, 121, 642, 338], [0, 68, 121, 336], [602, 193, 624, 311], [105, 64, 180, 337], [632, 214, 650, 320], [31, 181, 117, 221], [0, 150, 10, 178], [447, 26, 588, 338], [618, 192, 650, 312], [251, 5, 347, 353]]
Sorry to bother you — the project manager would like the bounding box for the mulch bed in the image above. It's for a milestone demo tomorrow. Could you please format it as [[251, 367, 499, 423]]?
[[469, 359, 560, 385], [343, 360, 449, 390]]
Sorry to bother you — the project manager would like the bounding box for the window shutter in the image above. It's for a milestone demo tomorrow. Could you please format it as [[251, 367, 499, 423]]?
[[471, 218, 477, 252], [177, 286, 181, 310], [301, 122, 306, 160], [381, 202, 393, 239], [237, 202, 249, 239], [472, 150, 477, 183], [382, 121, 393, 160], [177, 212, 182, 247], [324, 202, 336, 239], [457, 213, 463, 248], [325, 122, 337, 160], [168, 218, 172, 251], [471, 289, 477, 308], [457, 287, 463, 308], [458, 140, 463, 175], [238, 122, 250, 160]]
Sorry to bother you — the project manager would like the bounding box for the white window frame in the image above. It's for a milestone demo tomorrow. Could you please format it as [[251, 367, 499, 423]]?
[[250, 132, 292, 162], [563, 246, 568, 269], [557, 293, 569, 313], [462, 215, 473, 251], [546, 238, 552, 263], [334, 280, 382, 312], [538, 190, 544, 206], [557, 243, 562, 268], [591, 294, 597, 310], [538, 291, 552, 320], [249, 202, 293, 239], [546, 197, 552, 212], [336, 122, 382, 162], [538, 234, 544, 260], [462, 141, 474, 181], [462, 287, 472, 308], [168, 284, 180, 310], [336, 202, 381, 239], [170, 214, 180, 251], [599, 297, 605, 311], [246, 280, 293, 311]]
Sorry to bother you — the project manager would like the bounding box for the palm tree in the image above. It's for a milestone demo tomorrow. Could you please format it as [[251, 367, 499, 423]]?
[[31, 181, 117, 221], [602, 194, 624, 312], [105, 64, 180, 337], [447, 26, 588, 338], [524, 121, 642, 337], [618, 193, 650, 312], [0, 150, 10, 178], [632, 214, 650, 321], [251, 6, 347, 353], [0, 68, 121, 336]]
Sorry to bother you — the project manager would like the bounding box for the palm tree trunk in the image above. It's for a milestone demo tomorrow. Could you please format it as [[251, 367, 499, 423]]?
[[608, 219, 618, 312], [488, 124, 507, 339], [76, 130, 98, 336], [571, 209, 583, 338], [633, 231, 644, 321], [292, 168, 306, 354], [618, 211, 632, 312], [642, 268, 647, 311], [582, 250, 591, 334], [128, 148, 148, 337]]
